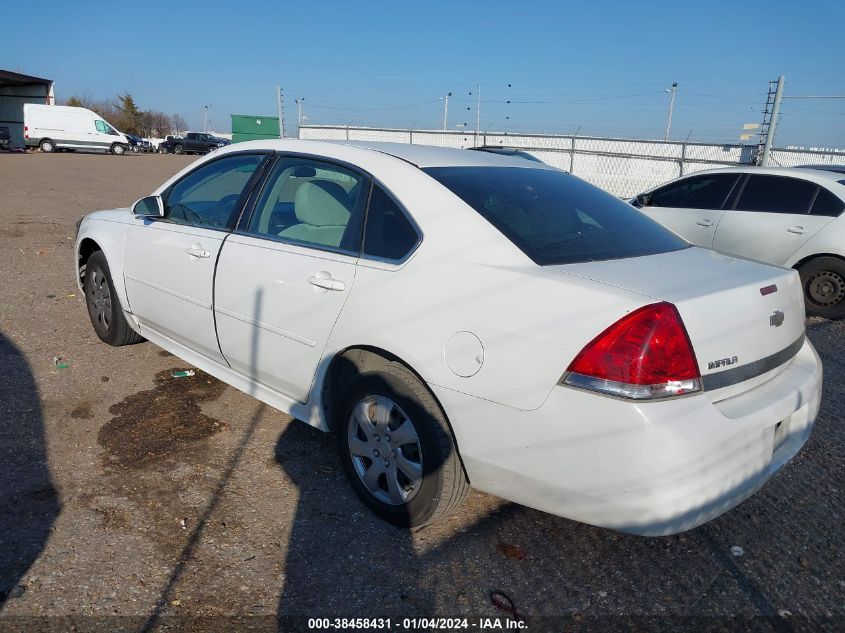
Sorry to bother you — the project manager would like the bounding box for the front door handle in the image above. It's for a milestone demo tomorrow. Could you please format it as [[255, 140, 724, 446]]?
[[787, 225, 806, 235], [696, 219, 714, 227], [186, 246, 211, 258], [308, 272, 346, 292]]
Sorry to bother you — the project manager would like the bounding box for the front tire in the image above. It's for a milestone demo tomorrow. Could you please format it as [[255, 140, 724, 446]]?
[[131, 145, 140, 153], [84, 251, 144, 346], [174, 144, 184, 155], [110, 143, 125, 155], [335, 362, 469, 527], [799, 257, 845, 320]]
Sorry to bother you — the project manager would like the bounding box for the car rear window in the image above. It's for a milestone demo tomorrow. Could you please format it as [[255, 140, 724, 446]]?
[[423, 166, 689, 265]]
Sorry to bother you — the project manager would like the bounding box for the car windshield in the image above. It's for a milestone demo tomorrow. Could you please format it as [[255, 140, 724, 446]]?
[[424, 166, 690, 265]]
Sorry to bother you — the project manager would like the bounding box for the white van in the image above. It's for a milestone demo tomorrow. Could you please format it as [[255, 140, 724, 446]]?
[[24, 104, 129, 155]]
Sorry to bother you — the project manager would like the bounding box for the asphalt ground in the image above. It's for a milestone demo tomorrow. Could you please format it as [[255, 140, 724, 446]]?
[[0, 151, 843, 632]]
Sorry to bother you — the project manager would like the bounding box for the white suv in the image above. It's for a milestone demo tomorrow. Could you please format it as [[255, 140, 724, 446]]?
[[633, 167, 845, 319]]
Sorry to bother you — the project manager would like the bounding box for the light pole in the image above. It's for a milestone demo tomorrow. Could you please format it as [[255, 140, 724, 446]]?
[[295, 97, 306, 128], [203, 105, 210, 133], [440, 92, 451, 130], [664, 82, 677, 141]]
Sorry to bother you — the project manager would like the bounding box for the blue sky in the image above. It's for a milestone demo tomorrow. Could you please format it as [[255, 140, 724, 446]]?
[[3, 0, 843, 146]]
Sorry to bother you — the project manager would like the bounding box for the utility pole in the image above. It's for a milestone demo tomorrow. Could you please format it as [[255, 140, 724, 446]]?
[[295, 97, 305, 130], [476, 84, 481, 135], [276, 85, 285, 139], [203, 105, 210, 133], [664, 82, 677, 141], [442, 92, 451, 131], [760, 75, 785, 166]]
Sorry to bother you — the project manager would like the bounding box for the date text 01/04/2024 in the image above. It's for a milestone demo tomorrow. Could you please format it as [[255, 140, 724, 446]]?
[[306, 617, 527, 630]]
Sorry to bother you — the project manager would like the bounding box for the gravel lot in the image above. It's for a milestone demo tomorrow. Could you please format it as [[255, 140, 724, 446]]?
[[0, 152, 843, 632]]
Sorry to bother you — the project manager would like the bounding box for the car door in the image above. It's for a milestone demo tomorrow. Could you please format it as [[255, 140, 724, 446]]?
[[123, 152, 268, 363], [214, 155, 368, 401], [94, 119, 121, 150], [636, 172, 742, 247], [712, 174, 841, 265]]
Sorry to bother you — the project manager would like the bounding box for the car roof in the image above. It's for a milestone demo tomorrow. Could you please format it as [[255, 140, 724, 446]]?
[[669, 165, 845, 185], [220, 138, 554, 169], [794, 164, 845, 174]]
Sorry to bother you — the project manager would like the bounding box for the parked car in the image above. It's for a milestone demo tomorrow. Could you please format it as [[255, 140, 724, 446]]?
[[23, 104, 128, 154], [159, 132, 225, 155], [631, 167, 845, 319], [124, 133, 152, 153], [0, 125, 11, 151], [74, 140, 821, 535]]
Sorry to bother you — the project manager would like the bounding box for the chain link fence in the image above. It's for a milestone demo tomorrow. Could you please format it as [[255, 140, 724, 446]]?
[[299, 125, 845, 197]]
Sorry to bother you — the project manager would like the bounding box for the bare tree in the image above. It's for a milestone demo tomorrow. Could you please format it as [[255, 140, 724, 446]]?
[[172, 114, 187, 136]]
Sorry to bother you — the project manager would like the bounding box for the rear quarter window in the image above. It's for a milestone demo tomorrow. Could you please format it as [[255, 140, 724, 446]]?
[[424, 166, 689, 265], [811, 187, 845, 217]]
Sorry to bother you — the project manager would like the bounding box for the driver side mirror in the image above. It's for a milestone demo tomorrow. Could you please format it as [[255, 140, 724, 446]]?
[[131, 195, 164, 217], [634, 193, 651, 207]]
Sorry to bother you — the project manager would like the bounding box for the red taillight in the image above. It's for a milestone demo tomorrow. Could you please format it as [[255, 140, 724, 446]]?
[[564, 302, 701, 399], [24, 125, 28, 139]]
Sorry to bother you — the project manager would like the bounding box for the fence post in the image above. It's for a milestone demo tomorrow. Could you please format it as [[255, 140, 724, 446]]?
[[345, 125, 349, 140], [410, 129, 414, 144]]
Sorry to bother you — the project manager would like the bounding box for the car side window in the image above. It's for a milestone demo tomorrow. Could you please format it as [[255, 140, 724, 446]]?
[[363, 186, 420, 261], [164, 153, 264, 229], [647, 174, 740, 210], [810, 187, 845, 217], [246, 156, 367, 254], [95, 120, 107, 133], [735, 175, 817, 214]]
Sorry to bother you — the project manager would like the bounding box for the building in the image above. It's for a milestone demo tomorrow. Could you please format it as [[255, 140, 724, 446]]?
[[0, 70, 54, 148]]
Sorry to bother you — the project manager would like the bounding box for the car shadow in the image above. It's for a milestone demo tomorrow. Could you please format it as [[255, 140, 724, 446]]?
[[273, 390, 434, 626], [0, 332, 60, 607]]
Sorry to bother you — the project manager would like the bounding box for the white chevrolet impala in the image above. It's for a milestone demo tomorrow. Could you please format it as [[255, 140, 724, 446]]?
[[74, 140, 823, 535]]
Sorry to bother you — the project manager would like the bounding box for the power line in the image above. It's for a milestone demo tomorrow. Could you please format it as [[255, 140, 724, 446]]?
[[305, 99, 441, 112]]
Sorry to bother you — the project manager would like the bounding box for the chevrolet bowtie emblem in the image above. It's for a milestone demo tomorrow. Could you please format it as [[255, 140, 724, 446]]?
[[769, 310, 785, 327]]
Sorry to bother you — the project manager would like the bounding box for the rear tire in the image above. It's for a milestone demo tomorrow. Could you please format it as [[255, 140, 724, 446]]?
[[110, 143, 125, 155], [335, 362, 469, 527], [84, 251, 144, 346], [39, 139, 55, 153], [799, 256, 845, 320], [174, 144, 184, 155]]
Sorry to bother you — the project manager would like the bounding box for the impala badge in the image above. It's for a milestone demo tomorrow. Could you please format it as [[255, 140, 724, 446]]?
[[770, 311, 785, 327], [708, 356, 738, 370]]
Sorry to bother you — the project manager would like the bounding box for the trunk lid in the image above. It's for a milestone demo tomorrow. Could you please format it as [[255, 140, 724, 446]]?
[[552, 246, 806, 399]]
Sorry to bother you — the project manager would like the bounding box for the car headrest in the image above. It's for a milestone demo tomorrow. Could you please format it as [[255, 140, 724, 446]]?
[[293, 180, 351, 227]]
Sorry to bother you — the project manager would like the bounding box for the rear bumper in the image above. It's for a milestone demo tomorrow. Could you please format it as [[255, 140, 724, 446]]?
[[435, 338, 822, 536]]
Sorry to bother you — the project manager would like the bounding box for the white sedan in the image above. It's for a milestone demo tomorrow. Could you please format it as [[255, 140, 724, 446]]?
[[74, 140, 822, 535], [632, 166, 845, 320]]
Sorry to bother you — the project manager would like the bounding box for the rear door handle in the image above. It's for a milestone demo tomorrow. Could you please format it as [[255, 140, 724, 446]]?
[[186, 246, 211, 258], [696, 219, 714, 227], [308, 273, 346, 292], [787, 225, 806, 235]]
